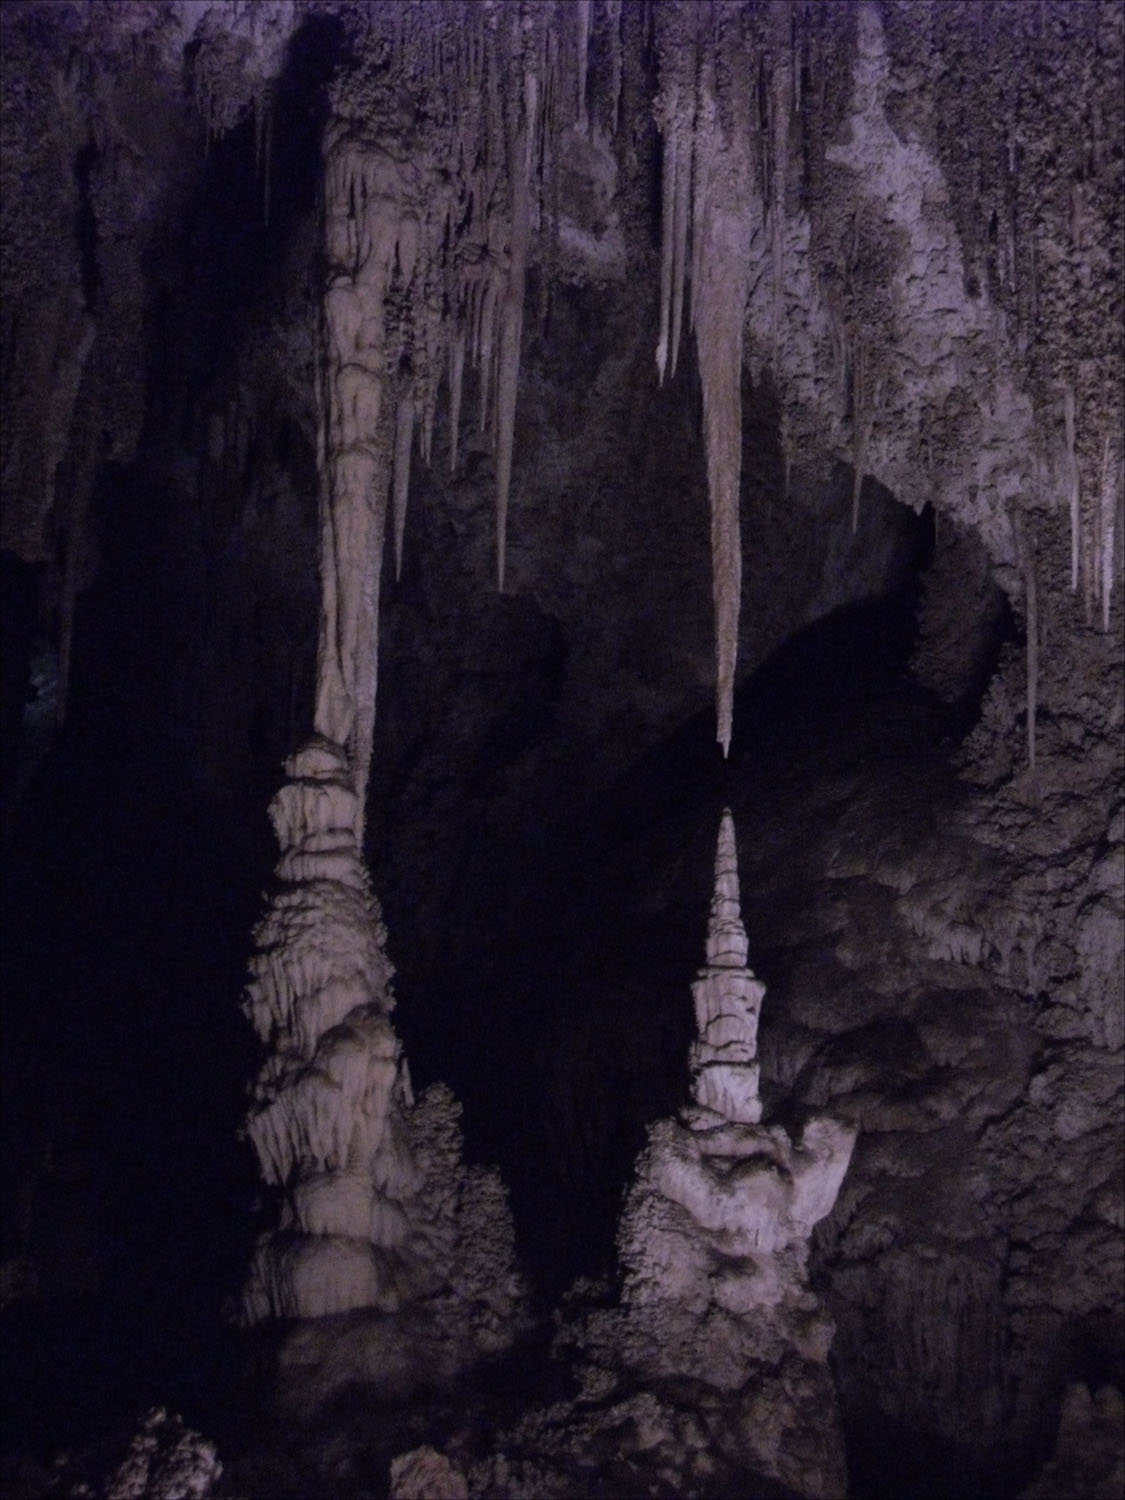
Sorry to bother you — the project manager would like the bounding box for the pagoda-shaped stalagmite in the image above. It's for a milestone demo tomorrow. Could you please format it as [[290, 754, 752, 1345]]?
[[580, 810, 858, 1499], [687, 808, 766, 1125]]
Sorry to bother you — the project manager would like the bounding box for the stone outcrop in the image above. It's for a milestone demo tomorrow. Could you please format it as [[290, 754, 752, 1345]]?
[[105, 1408, 223, 1500], [574, 809, 857, 1498], [1019, 1383, 1125, 1500]]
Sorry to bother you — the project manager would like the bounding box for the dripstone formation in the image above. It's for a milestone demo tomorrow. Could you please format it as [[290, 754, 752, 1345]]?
[[577, 810, 857, 1498], [242, 736, 525, 1400], [0, 1, 1121, 1494]]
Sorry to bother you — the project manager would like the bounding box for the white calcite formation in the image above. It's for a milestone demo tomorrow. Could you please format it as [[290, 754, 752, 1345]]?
[[598, 809, 857, 1498], [687, 808, 765, 1124], [241, 736, 413, 1322], [653, 7, 757, 757], [241, 736, 525, 1380], [105, 1408, 222, 1500]]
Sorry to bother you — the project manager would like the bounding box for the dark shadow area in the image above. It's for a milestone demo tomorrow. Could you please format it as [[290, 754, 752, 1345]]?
[[0, 15, 349, 1476]]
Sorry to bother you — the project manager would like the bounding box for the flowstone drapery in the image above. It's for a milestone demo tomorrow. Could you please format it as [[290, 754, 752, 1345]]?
[[575, 809, 857, 1497]]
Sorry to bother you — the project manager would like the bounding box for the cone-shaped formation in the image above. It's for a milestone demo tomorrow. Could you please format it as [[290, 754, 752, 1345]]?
[[689, 808, 765, 1124], [654, 9, 756, 756], [572, 809, 857, 1498]]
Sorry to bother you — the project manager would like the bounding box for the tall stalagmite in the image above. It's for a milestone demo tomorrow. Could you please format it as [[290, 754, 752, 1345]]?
[[579, 808, 857, 1498], [688, 807, 766, 1123]]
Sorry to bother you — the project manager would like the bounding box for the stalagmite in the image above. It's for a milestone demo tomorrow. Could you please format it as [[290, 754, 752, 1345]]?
[[689, 808, 765, 1123], [237, 16, 547, 1379], [494, 70, 537, 592], [581, 809, 857, 1498]]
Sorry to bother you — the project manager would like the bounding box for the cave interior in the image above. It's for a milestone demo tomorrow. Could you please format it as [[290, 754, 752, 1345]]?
[[1, 3, 1123, 1499]]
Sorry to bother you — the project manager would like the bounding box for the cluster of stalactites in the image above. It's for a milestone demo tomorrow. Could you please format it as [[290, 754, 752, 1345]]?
[[689, 808, 765, 1125], [1061, 384, 1122, 634], [311, 2, 617, 826], [652, 3, 763, 757]]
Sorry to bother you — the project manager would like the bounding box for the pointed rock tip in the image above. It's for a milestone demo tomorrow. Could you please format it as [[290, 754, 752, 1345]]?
[[711, 806, 741, 911]]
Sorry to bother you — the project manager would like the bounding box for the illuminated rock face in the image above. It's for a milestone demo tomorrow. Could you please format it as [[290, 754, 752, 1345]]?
[[241, 737, 414, 1322], [241, 736, 526, 1392], [604, 809, 857, 1498]]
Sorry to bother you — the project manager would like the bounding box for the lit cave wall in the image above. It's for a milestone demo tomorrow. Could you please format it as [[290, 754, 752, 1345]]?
[[1, 4, 1122, 1499]]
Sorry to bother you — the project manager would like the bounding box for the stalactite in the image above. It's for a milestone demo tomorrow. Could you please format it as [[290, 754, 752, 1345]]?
[[655, 108, 677, 386], [652, 3, 756, 756], [315, 132, 402, 835], [253, 86, 274, 225], [392, 387, 414, 583], [1012, 507, 1038, 773], [851, 337, 867, 534], [448, 327, 465, 474], [849, 336, 885, 535], [1025, 527, 1038, 774], [688, 51, 755, 758], [477, 276, 497, 435], [576, 0, 592, 132], [670, 109, 692, 381], [493, 65, 537, 592], [606, 0, 623, 134], [655, 6, 698, 387], [1064, 382, 1080, 593], [1098, 434, 1119, 632], [55, 418, 98, 731]]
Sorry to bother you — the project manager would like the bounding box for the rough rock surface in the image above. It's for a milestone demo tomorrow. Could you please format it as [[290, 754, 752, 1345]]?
[[389, 1445, 469, 1500], [101, 1408, 222, 1500], [1018, 1383, 1125, 1500], [511, 612, 1122, 1496]]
